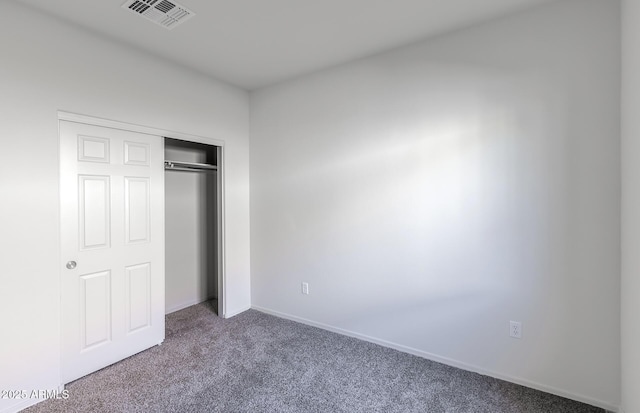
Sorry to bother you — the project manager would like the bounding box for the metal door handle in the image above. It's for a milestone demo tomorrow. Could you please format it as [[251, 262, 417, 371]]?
[[66, 261, 77, 270]]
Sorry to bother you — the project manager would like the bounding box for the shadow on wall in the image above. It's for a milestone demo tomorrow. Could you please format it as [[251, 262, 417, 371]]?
[[255, 61, 587, 378]]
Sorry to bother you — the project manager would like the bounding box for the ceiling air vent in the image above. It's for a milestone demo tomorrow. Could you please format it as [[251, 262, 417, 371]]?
[[122, 0, 195, 30]]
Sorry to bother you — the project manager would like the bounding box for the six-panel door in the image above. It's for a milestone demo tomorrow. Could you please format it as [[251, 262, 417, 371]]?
[[60, 121, 164, 384]]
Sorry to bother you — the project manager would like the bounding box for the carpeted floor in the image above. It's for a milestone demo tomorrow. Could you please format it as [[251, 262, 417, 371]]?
[[26, 302, 604, 413]]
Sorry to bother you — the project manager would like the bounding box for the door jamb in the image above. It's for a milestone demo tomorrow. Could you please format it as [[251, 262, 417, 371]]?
[[57, 110, 228, 318]]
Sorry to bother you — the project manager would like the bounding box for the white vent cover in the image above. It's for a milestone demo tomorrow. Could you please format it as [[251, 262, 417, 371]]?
[[122, 0, 195, 30]]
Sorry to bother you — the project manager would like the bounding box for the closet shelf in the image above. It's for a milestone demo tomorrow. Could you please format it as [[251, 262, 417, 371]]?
[[165, 160, 217, 172]]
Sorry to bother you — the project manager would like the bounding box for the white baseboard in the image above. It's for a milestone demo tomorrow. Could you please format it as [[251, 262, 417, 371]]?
[[252, 305, 620, 413], [165, 296, 217, 315]]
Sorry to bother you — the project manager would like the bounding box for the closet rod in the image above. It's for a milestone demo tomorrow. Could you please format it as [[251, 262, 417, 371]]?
[[164, 160, 217, 172], [165, 166, 216, 173]]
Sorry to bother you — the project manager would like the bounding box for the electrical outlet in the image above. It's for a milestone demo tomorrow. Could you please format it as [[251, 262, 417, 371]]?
[[510, 321, 522, 339], [301, 282, 309, 295]]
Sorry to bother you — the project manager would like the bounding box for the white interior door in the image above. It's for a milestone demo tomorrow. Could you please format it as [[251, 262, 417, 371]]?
[[60, 120, 165, 384]]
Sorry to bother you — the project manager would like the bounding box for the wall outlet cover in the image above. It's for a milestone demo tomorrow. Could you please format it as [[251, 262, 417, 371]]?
[[510, 321, 522, 339]]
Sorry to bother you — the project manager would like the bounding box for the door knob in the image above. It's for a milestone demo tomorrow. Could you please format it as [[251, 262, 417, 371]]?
[[66, 261, 77, 270]]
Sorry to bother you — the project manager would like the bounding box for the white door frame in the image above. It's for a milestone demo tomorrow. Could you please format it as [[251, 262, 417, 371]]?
[[58, 110, 227, 318]]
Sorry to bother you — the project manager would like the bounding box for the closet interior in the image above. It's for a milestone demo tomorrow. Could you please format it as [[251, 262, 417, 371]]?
[[164, 137, 220, 316]]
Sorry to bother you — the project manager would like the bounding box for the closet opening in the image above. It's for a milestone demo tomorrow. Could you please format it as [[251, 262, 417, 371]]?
[[164, 137, 222, 316]]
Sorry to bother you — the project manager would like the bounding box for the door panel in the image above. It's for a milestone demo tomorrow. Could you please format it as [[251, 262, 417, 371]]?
[[78, 136, 110, 163], [125, 177, 150, 244], [60, 120, 164, 384], [126, 263, 151, 333], [79, 175, 111, 250], [124, 141, 150, 166], [80, 270, 112, 350]]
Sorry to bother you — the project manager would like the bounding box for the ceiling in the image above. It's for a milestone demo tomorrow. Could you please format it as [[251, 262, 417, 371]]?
[[18, 0, 559, 90]]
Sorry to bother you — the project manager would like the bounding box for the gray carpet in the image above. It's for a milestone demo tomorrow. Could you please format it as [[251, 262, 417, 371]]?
[[26, 302, 603, 413]]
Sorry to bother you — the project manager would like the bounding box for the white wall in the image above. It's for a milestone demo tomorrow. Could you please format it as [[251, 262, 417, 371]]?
[[250, 0, 620, 409], [621, 1, 640, 412], [0, 2, 250, 412]]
